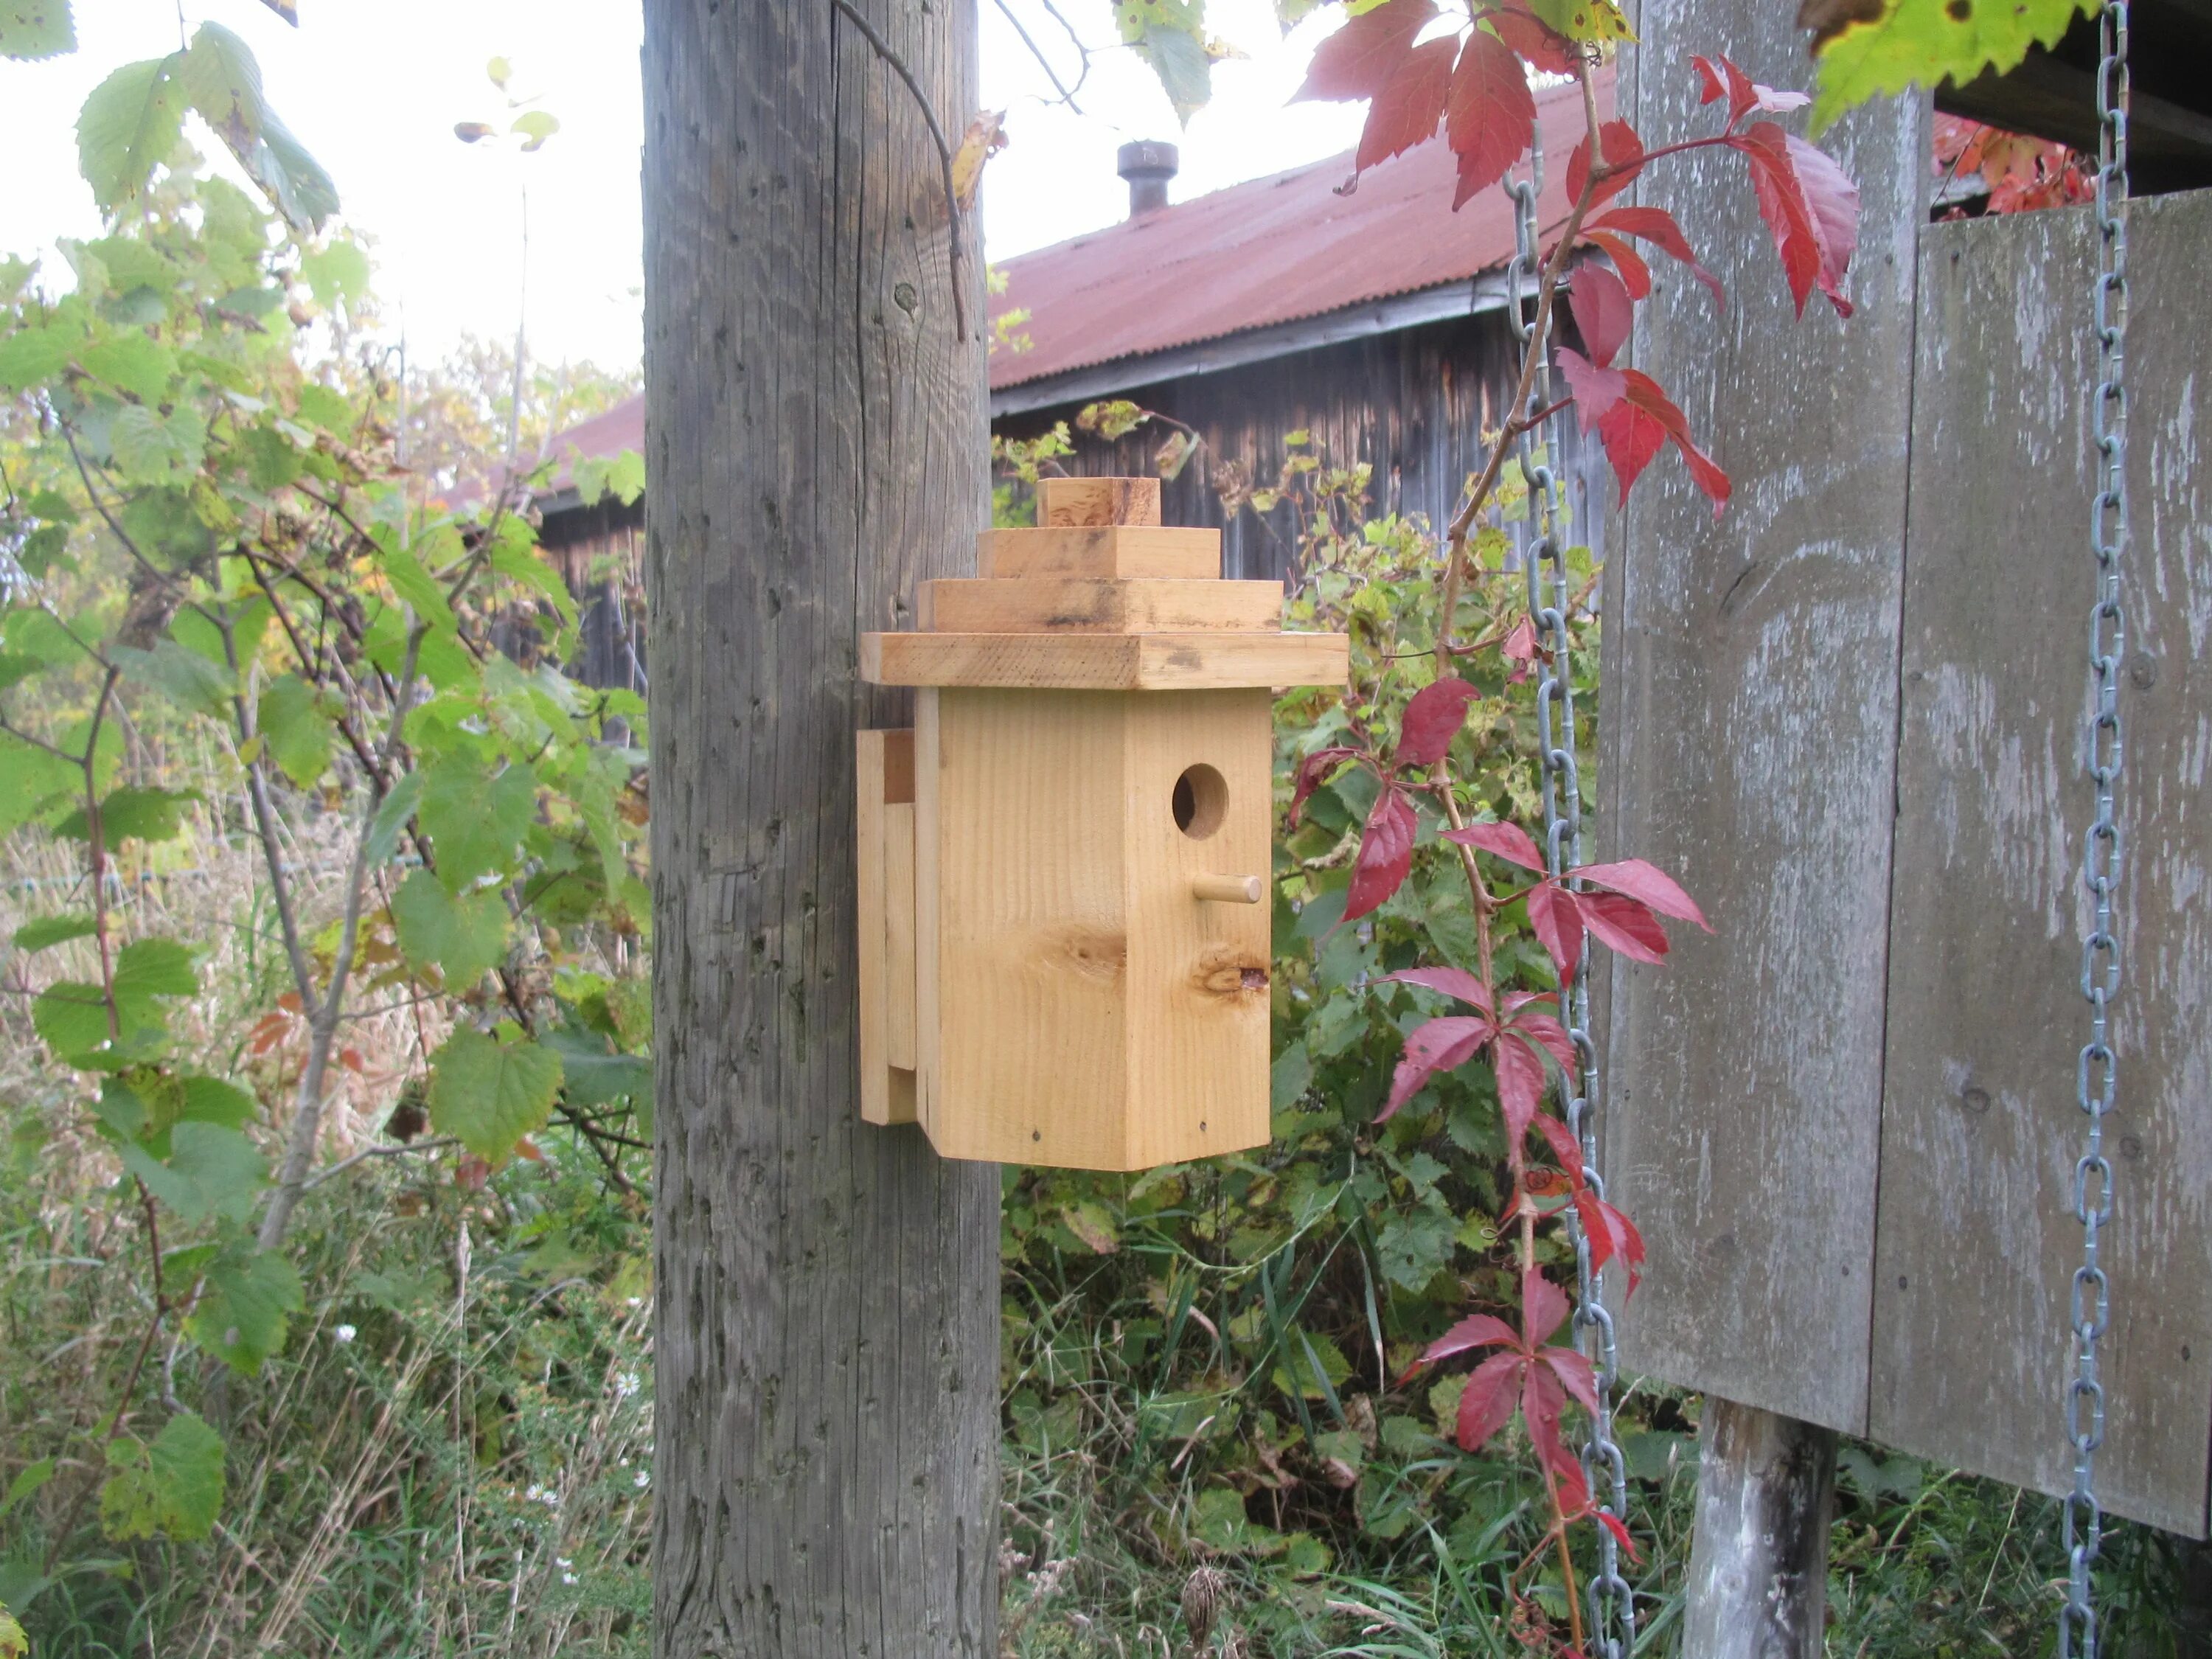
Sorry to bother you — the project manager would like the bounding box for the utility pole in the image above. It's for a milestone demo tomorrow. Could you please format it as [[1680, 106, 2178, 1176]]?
[[641, 4, 999, 1655]]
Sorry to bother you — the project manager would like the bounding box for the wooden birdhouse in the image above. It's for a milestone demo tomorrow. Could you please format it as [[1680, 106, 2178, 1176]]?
[[855, 477, 1348, 1172]]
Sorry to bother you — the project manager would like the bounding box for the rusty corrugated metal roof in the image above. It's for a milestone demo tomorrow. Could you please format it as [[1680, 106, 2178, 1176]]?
[[988, 68, 1611, 393], [523, 68, 1613, 493]]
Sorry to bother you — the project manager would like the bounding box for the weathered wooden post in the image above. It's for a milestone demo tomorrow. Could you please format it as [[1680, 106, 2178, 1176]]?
[[640, 4, 1001, 1655], [1599, 0, 1929, 1646]]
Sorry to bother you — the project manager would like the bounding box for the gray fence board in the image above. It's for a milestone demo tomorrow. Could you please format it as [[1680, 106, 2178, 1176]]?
[[1598, 5, 1929, 1435], [1868, 188, 2212, 1537]]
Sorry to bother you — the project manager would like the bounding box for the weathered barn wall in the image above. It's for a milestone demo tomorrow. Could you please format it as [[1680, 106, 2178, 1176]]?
[[992, 312, 1609, 581], [539, 496, 647, 695]]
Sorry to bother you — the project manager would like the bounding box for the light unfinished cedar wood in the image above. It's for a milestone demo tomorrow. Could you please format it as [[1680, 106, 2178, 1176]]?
[[1034, 474, 1159, 526], [919, 688, 1273, 1169], [854, 730, 918, 1127], [862, 629, 1349, 691], [919, 576, 1283, 634], [976, 525, 1220, 580]]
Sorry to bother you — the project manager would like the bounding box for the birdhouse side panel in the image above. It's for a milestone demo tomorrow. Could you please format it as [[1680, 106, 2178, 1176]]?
[[1121, 691, 1274, 1169], [924, 689, 1133, 1168]]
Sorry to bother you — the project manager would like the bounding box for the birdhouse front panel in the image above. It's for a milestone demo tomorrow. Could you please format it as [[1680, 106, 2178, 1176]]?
[[859, 476, 1347, 1173]]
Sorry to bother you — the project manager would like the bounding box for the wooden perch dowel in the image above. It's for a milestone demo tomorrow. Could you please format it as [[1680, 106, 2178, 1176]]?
[[1192, 874, 1264, 904]]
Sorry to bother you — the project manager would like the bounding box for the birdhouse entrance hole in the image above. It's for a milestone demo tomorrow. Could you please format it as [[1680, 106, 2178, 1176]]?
[[1172, 764, 1228, 840]]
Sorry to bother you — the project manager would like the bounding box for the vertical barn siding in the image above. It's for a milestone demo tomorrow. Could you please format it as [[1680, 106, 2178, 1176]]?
[[540, 498, 649, 694], [993, 313, 1609, 580]]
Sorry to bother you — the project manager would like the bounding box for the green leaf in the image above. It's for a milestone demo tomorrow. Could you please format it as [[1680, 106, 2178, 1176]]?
[[13, 912, 96, 951], [0, 322, 77, 392], [0, 1602, 23, 1659], [420, 759, 533, 892], [1061, 1200, 1121, 1254], [293, 381, 351, 433], [110, 401, 207, 481], [509, 110, 560, 151], [428, 1025, 563, 1164], [121, 1121, 262, 1222], [116, 936, 197, 998], [1, 1459, 54, 1520], [100, 1411, 224, 1543], [31, 981, 111, 1058], [256, 673, 335, 786], [1374, 1205, 1456, 1291], [1525, 0, 1635, 41], [487, 535, 577, 626], [185, 1242, 302, 1371], [1, 0, 74, 60], [0, 735, 77, 838], [80, 333, 177, 403], [364, 771, 423, 866], [299, 239, 369, 308], [391, 867, 510, 987], [114, 639, 234, 714], [178, 1074, 256, 1130], [1811, 0, 2091, 131], [180, 23, 338, 230], [57, 785, 201, 846], [381, 543, 457, 630], [543, 1026, 650, 1110], [77, 53, 188, 212], [1118, 1, 1213, 124]]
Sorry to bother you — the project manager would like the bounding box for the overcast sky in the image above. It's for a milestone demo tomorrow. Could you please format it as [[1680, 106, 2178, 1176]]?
[[0, 1, 1367, 371]]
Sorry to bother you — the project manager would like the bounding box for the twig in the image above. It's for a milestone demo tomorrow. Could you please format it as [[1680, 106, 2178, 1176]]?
[[304, 1137, 462, 1190], [830, 0, 970, 342], [992, 0, 1085, 111]]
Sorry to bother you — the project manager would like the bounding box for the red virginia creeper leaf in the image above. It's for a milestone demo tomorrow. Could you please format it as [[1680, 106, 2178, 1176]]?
[[1380, 1015, 1492, 1122], [1488, 0, 1579, 74], [1419, 1312, 1520, 1368], [1557, 344, 1628, 439], [1619, 368, 1731, 509], [1382, 964, 1495, 1012], [1501, 613, 1540, 665], [1521, 1358, 1592, 1510], [1589, 205, 1725, 311], [1295, 0, 1439, 102], [1446, 26, 1537, 209], [1573, 857, 1712, 929], [1494, 1029, 1548, 1144], [1521, 1265, 1572, 1346], [1458, 1351, 1526, 1452], [1289, 745, 1363, 828], [1582, 228, 1652, 300], [1596, 1507, 1644, 1562], [1441, 818, 1545, 874], [1579, 890, 1670, 962], [1596, 392, 1669, 504], [1356, 36, 1457, 174], [1511, 1009, 1578, 1073], [1565, 118, 1644, 209], [1344, 784, 1418, 922], [1731, 122, 1857, 320], [1532, 1110, 1585, 1184], [1577, 1189, 1647, 1290], [1397, 675, 1478, 766], [1542, 1344, 1601, 1416], [1525, 880, 1585, 978], [1694, 52, 1759, 122], [1567, 262, 1634, 369]]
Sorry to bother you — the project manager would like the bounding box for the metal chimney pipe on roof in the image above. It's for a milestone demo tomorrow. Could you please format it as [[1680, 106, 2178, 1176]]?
[[1117, 140, 1179, 218]]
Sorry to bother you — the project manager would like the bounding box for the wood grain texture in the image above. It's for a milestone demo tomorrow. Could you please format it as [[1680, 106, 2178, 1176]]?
[[1868, 189, 2212, 1536], [921, 689, 1272, 1169], [1596, 0, 1929, 1434], [920, 577, 1281, 633], [1683, 1401, 1838, 1658], [641, 3, 998, 1653], [1035, 475, 1160, 526], [863, 629, 1349, 690], [977, 525, 1220, 580]]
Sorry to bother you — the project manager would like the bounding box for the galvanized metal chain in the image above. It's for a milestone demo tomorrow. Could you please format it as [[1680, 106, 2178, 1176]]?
[[1502, 119, 1634, 1658], [2062, 5, 2129, 1655]]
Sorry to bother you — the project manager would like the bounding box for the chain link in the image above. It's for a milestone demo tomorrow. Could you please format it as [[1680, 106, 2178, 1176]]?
[[1502, 119, 1634, 1657], [2061, 6, 2129, 1656]]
